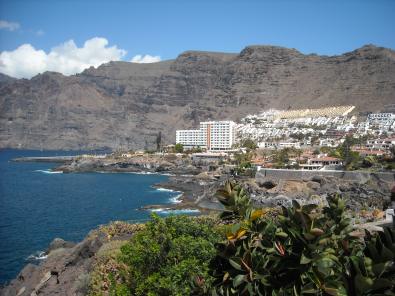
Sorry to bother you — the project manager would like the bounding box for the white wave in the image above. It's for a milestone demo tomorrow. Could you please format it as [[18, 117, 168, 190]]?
[[34, 169, 63, 174], [149, 208, 169, 212], [155, 187, 177, 192], [169, 193, 183, 204], [149, 208, 200, 214], [26, 251, 47, 261], [128, 171, 157, 175]]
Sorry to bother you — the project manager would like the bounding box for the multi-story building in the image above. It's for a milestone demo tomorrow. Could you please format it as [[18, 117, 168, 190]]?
[[368, 113, 395, 122], [176, 121, 236, 151], [366, 138, 395, 150], [175, 129, 204, 149]]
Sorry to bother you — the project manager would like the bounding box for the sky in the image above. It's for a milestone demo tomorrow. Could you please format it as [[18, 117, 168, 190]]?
[[0, 0, 394, 78]]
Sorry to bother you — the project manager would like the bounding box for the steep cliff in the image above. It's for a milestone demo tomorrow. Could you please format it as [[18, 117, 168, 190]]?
[[0, 44, 394, 150]]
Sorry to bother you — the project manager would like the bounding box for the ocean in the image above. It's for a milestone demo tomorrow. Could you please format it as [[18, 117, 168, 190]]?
[[0, 149, 196, 284]]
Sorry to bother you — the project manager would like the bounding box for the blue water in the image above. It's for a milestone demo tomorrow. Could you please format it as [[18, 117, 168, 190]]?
[[0, 149, 188, 284]]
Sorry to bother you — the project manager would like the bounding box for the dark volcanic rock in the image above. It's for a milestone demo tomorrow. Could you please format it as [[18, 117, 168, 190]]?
[[259, 179, 278, 189], [0, 227, 109, 296], [46, 238, 75, 254], [1, 45, 395, 150]]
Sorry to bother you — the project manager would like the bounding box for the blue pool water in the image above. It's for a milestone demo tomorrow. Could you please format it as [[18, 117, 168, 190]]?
[[0, 149, 188, 284]]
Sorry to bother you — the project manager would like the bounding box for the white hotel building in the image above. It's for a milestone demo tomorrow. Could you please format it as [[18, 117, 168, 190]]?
[[176, 121, 237, 151]]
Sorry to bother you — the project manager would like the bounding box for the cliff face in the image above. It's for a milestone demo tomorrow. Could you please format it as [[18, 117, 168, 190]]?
[[0, 45, 394, 150]]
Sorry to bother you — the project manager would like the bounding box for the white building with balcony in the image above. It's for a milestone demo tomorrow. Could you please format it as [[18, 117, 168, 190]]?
[[368, 113, 395, 122], [176, 121, 236, 151]]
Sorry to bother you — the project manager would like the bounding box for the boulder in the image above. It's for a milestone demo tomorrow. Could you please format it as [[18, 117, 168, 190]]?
[[46, 238, 75, 254], [259, 179, 277, 189], [310, 175, 326, 185], [306, 181, 321, 191]]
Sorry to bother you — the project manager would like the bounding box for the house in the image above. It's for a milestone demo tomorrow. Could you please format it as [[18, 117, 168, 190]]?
[[278, 142, 301, 149], [308, 156, 342, 166], [352, 148, 388, 158], [299, 164, 324, 170], [366, 138, 395, 150]]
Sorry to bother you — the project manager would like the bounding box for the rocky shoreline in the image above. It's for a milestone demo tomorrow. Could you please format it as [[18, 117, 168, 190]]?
[[52, 155, 228, 213], [13, 154, 394, 214], [4, 154, 393, 295], [0, 222, 144, 296]]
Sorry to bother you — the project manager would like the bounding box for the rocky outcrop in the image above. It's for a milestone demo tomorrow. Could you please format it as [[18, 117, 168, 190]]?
[[0, 235, 102, 296], [55, 155, 201, 175], [0, 73, 17, 85], [1, 45, 394, 150], [46, 238, 76, 254], [0, 223, 141, 296], [249, 175, 392, 210]]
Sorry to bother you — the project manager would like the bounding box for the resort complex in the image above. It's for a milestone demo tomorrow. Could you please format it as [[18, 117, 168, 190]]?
[[237, 105, 395, 148], [176, 121, 237, 151], [175, 105, 395, 171], [273, 105, 355, 119]]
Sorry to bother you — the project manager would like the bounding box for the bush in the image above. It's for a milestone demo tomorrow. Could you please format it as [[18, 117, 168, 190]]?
[[174, 143, 184, 153], [88, 241, 128, 296], [209, 181, 395, 296], [74, 273, 91, 295], [116, 214, 221, 296]]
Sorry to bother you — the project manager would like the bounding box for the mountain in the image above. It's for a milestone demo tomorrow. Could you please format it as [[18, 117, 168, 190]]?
[[0, 44, 394, 150], [0, 73, 17, 84]]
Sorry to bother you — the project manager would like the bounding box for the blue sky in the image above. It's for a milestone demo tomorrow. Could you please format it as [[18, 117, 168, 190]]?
[[0, 0, 394, 78]]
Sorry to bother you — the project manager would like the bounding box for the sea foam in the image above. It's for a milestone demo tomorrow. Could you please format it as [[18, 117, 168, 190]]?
[[34, 169, 62, 174], [169, 193, 183, 204], [155, 187, 176, 192], [149, 208, 200, 214], [26, 251, 47, 261]]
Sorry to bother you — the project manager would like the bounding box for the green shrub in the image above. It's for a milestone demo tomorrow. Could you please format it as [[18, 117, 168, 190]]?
[[117, 214, 221, 296], [174, 143, 184, 153], [210, 181, 395, 296], [88, 241, 128, 296]]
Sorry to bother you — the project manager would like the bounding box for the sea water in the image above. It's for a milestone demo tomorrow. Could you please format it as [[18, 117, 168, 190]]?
[[0, 149, 197, 284]]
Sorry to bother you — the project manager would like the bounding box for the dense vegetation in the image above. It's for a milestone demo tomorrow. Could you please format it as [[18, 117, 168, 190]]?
[[211, 181, 395, 295], [90, 181, 395, 296], [111, 215, 221, 296]]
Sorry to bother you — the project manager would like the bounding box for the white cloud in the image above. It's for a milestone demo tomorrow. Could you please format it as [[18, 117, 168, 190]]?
[[0, 20, 20, 31], [131, 54, 161, 63], [0, 37, 127, 78]]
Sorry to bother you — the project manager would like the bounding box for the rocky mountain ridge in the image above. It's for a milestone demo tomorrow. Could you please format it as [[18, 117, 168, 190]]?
[[0, 44, 394, 150]]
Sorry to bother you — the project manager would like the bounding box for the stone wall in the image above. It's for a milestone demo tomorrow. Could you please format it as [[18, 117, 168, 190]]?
[[256, 169, 395, 184]]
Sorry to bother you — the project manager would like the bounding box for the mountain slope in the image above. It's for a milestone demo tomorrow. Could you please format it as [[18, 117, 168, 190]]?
[[0, 44, 394, 150]]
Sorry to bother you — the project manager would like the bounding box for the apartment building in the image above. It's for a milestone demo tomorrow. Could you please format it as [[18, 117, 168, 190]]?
[[175, 129, 204, 149], [366, 138, 395, 150], [176, 121, 236, 151], [368, 113, 395, 122]]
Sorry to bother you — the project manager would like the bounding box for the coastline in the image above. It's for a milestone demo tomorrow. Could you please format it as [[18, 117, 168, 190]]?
[[146, 180, 223, 215], [1, 154, 222, 292], [3, 153, 393, 294], [13, 154, 226, 213]]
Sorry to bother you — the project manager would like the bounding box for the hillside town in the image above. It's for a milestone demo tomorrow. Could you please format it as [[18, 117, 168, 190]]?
[[175, 105, 395, 171]]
